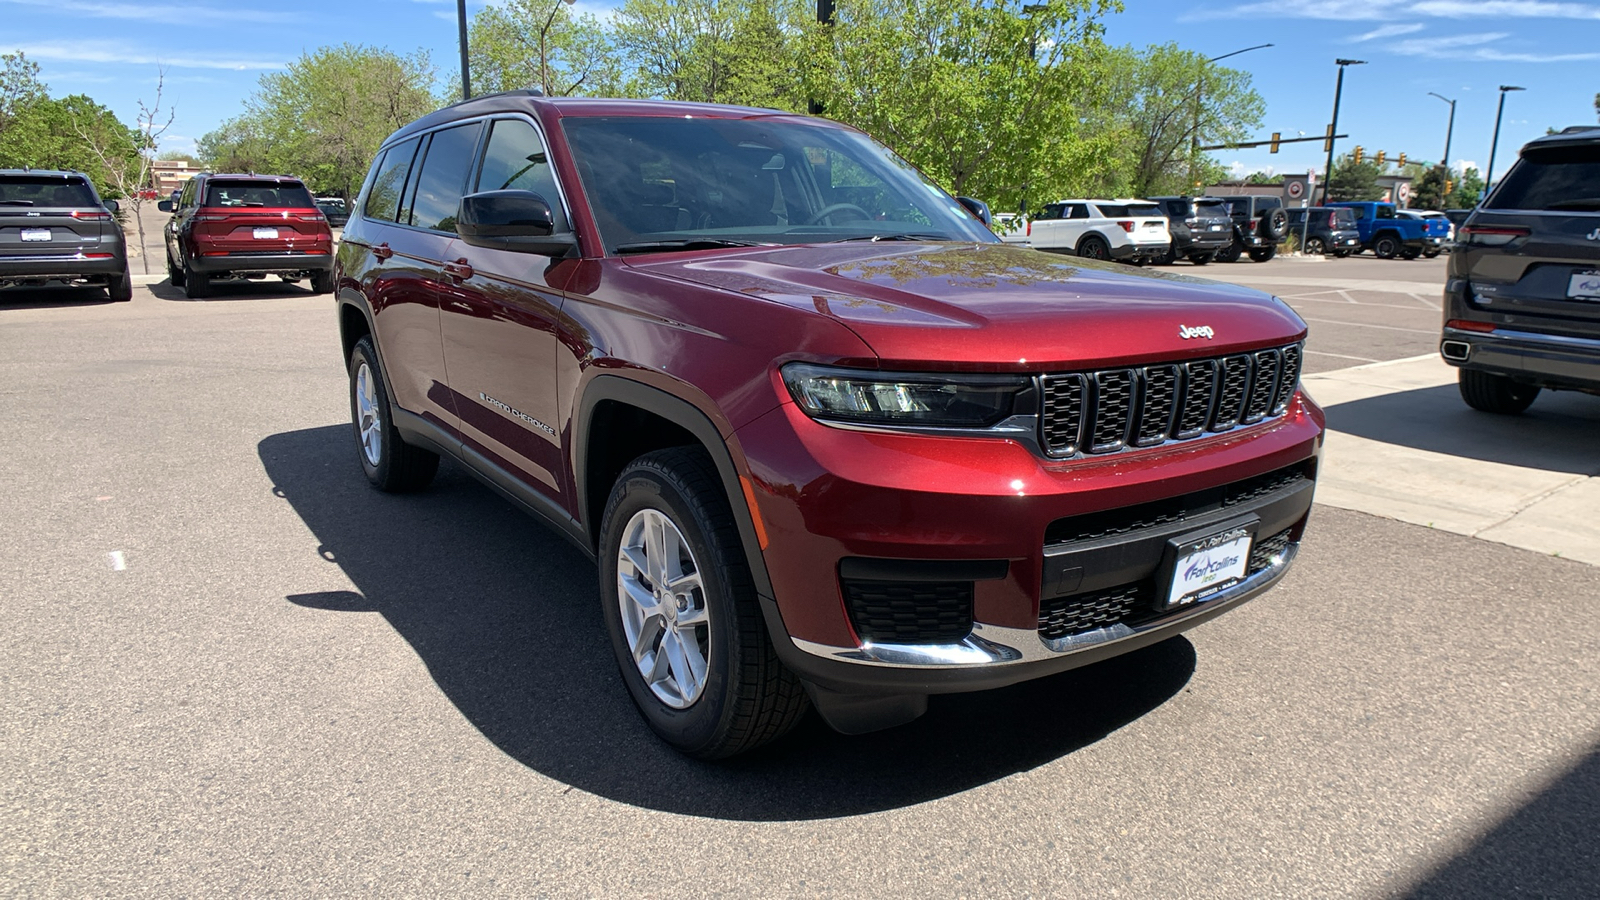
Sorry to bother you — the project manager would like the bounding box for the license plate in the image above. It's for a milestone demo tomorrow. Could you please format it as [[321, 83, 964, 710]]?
[[1209, 224, 1224, 231], [20, 228, 51, 242], [252, 227, 279, 240], [1568, 270, 1600, 301], [1164, 527, 1253, 610]]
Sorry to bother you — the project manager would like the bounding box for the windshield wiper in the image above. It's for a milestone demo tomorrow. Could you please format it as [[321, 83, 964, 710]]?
[[0, 200, 36, 206], [1545, 198, 1600, 211], [827, 232, 948, 243], [614, 238, 769, 255]]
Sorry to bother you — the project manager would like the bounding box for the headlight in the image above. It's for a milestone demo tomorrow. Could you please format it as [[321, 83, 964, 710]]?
[[781, 363, 1031, 428]]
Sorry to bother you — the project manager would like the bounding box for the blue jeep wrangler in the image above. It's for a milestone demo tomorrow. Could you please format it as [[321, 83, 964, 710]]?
[[1328, 201, 1429, 259]]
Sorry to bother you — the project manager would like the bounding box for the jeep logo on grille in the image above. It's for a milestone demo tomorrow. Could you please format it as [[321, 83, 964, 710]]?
[[1178, 324, 1216, 340]]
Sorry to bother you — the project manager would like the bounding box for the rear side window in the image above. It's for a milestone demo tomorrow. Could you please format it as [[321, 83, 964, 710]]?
[[205, 180, 314, 208], [1256, 196, 1281, 211], [1123, 203, 1161, 218], [1286, 209, 1305, 223], [1093, 203, 1126, 217], [1487, 144, 1600, 211], [1066, 204, 1089, 219], [409, 122, 484, 232], [0, 176, 98, 207], [476, 118, 569, 233], [1375, 206, 1394, 219], [363, 137, 421, 223]]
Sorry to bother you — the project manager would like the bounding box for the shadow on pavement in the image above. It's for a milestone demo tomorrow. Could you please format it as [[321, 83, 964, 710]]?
[[149, 277, 321, 302], [1323, 384, 1600, 476], [0, 285, 117, 309], [1403, 744, 1600, 899], [261, 425, 1194, 820]]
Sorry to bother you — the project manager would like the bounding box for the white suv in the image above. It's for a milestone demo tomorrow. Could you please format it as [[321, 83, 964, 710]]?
[[1002, 199, 1173, 264]]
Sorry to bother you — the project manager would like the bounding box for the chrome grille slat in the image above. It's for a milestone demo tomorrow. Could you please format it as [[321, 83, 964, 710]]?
[[1039, 342, 1302, 458]]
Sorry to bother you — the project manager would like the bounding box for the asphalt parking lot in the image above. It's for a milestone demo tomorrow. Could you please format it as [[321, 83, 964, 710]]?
[[3, 256, 1597, 897]]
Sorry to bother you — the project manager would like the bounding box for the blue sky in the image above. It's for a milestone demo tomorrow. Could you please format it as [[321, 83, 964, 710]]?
[[7, 0, 1598, 183]]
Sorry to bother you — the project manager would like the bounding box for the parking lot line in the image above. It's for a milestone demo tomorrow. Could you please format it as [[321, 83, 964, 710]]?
[[1299, 316, 1438, 335]]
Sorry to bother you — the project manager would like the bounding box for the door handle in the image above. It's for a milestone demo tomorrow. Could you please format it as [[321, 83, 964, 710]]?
[[373, 242, 393, 261], [443, 259, 474, 281]]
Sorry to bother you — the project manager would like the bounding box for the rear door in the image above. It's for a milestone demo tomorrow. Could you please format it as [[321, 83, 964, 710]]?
[[1464, 141, 1600, 329], [0, 175, 109, 263]]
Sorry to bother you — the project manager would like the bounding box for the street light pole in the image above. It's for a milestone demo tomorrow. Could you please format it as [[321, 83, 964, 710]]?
[[1485, 85, 1526, 188], [457, 0, 471, 101], [1189, 43, 1273, 192], [1319, 58, 1366, 206], [1427, 91, 1456, 169]]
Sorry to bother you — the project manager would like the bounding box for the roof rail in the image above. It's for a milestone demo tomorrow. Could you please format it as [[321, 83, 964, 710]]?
[[1558, 125, 1600, 134]]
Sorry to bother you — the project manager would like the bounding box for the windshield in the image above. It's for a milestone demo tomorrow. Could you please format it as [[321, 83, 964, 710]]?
[[0, 176, 98, 207], [561, 116, 995, 253], [1487, 144, 1600, 211], [204, 180, 316, 209]]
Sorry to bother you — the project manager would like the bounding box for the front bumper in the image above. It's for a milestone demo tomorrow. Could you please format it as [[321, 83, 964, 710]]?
[[190, 252, 333, 275], [1441, 325, 1600, 392]]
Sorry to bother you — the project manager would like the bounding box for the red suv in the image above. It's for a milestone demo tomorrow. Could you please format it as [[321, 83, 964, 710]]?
[[160, 173, 334, 299], [336, 93, 1324, 758]]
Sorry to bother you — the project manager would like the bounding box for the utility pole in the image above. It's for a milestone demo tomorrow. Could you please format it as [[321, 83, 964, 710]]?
[[457, 0, 471, 101], [1319, 59, 1365, 206], [1485, 85, 1526, 188], [1428, 92, 1456, 170], [1189, 43, 1273, 192], [808, 0, 836, 115]]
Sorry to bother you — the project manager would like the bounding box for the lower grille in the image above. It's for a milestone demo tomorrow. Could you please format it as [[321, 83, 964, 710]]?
[[842, 579, 973, 644], [1248, 528, 1293, 574], [1038, 582, 1151, 640]]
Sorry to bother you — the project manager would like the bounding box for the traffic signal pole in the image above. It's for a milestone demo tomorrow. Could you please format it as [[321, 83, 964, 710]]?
[[1320, 60, 1364, 206]]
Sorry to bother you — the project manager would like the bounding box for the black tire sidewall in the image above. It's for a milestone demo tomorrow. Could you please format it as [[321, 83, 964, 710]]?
[[1079, 236, 1108, 259], [1374, 235, 1399, 258], [598, 459, 744, 755]]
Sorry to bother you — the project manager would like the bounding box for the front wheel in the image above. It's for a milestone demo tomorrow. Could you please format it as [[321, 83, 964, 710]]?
[[599, 448, 808, 759], [1459, 369, 1539, 415], [1373, 234, 1400, 259], [1215, 242, 1242, 263], [348, 336, 439, 491], [166, 250, 185, 287], [1188, 252, 1213, 266], [1248, 245, 1276, 263]]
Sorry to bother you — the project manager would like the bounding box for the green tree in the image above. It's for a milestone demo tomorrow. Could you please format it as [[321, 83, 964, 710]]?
[[612, 0, 805, 108], [1411, 165, 1449, 211], [469, 0, 622, 97], [1, 51, 48, 141], [197, 115, 274, 173], [800, 0, 1122, 210], [0, 93, 139, 198], [1325, 152, 1383, 202], [1445, 166, 1484, 208]]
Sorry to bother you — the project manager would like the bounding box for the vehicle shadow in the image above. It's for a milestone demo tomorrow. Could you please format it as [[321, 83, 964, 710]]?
[[1323, 384, 1600, 476], [149, 277, 321, 302], [261, 425, 1195, 820], [0, 285, 117, 309]]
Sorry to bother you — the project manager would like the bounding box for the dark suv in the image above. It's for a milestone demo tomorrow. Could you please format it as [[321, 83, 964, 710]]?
[[1286, 206, 1361, 257], [159, 173, 334, 299], [1149, 196, 1234, 264], [1442, 126, 1600, 413], [337, 93, 1324, 758], [0, 169, 131, 301], [1216, 195, 1289, 263]]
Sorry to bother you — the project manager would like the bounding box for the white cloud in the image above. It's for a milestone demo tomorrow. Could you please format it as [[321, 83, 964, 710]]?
[[16, 40, 284, 70], [0, 0, 291, 25], [1452, 159, 1478, 173], [1353, 23, 1425, 41], [1389, 31, 1600, 61], [1188, 0, 1600, 20]]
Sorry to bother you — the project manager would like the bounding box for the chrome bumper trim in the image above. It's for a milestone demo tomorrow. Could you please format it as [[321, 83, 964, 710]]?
[[791, 543, 1298, 669], [1444, 326, 1600, 353]]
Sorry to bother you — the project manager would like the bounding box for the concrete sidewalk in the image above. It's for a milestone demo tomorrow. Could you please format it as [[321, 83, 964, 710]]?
[[1305, 354, 1600, 565]]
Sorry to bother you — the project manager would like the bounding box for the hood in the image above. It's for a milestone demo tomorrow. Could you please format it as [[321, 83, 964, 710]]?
[[625, 242, 1306, 371]]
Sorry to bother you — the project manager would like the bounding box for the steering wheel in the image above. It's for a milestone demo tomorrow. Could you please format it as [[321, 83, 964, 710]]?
[[804, 203, 872, 226]]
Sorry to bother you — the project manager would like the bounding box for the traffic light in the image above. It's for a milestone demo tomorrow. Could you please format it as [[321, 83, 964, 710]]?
[[1376, 150, 1386, 166], [1270, 132, 1281, 154], [1354, 146, 1364, 164], [1445, 179, 1454, 194], [1398, 152, 1407, 167]]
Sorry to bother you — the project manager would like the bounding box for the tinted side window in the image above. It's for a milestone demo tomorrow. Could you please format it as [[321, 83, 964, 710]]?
[[363, 136, 420, 223], [1066, 204, 1089, 219], [409, 122, 484, 232], [476, 118, 569, 232], [1375, 206, 1394, 219]]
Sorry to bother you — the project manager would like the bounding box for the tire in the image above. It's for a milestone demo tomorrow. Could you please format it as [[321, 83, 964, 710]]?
[[1076, 234, 1110, 261], [1373, 233, 1401, 259], [1400, 248, 1421, 260], [106, 263, 133, 302], [348, 336, 439, 492], [1333, 250, 1350, 258], [1188, 252, 1214, 266], [1248, 245, 1276, 263], [310, 269, 334, 295], [1305, 237, 1326, 256], [599, 447, 808, 759], [166, 250, 185, 287], [1152, 245, 1175, 265], [1423, 247, 1441, 258], [183, 262, 210, 299], [1260, 207, 1289, 240], [1215, 241, 1242, 263], [1459, 369, 1539, 415]]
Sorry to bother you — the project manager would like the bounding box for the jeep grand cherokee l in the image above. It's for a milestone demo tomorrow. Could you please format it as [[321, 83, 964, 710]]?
[[336, 93, 1324, 758], [1, 169, 131, 301], [160, 173, 334, 299], [1442, 126, 1600, 413]]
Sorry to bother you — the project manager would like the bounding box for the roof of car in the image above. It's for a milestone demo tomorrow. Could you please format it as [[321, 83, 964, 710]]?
[[0, 168, 88, 179], [200, 173, 306, 183], [1520, 125, 1600, 152], [387, 92, 820, 147]]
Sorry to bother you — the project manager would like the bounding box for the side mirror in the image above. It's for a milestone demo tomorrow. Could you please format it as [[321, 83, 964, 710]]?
[[957, 196, 992, 227], [157, 200, 173, 212], [104, 199, 120, 213], [456, 190, 577, 257]]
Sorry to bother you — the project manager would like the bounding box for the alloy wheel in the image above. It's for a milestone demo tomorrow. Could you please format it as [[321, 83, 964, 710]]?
[[616, 508, 711, 708], [354, 361, 382, 466]]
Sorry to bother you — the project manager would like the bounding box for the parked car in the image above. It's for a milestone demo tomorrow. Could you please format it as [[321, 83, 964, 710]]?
[[1396, 210, 1448, 257], [0, 168, 131, 301], [1440, 125, 1600, 413], [159, 173, 334, 299], [1000, 199, 1170, 263], [1148, 196, 1234, 264], [1415, 209, 1456, 243], [336, 92, 1323, 758], [989, 211, 1026, 239], [1327, 201, 1429, 259], [1215, 195, 1288, 263], [316, 198, 350, 228], [1285, 206, 1361, 257]]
